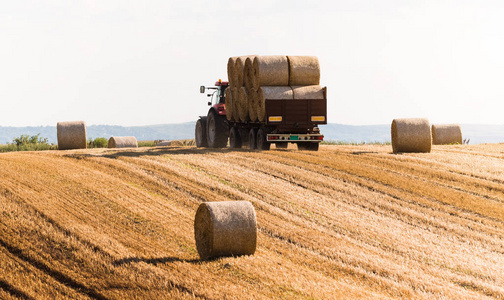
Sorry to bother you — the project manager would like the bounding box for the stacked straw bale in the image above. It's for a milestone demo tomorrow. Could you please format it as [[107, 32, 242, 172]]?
[[225, 88, 234, 121], [194, 201, 257, 260], [391, 118, 432, 153], [108, 136, 138, 148], [432, 124, 462, 145], [225, 55, 324, 123], [57, 121, 87, 150]]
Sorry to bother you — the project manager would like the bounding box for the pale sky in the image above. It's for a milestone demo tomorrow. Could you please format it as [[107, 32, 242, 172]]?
[[1, 0, 504, 127]]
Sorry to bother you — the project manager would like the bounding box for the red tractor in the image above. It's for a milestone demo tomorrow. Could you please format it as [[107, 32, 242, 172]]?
[[195, 80, 229, 148]]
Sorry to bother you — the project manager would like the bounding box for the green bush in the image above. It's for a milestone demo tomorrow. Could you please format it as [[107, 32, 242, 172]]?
[[0, 133, 57, 153], [88, 137, 109, 148]]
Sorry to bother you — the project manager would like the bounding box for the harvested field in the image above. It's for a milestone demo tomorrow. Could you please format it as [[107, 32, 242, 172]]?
[[1, 144, 504, 299]]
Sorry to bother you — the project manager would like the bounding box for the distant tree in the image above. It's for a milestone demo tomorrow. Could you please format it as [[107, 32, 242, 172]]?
[[88, 137, 108, 148]]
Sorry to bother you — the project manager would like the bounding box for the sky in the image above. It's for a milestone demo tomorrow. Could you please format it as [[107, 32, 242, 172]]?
[[1, 0, 504, 127]]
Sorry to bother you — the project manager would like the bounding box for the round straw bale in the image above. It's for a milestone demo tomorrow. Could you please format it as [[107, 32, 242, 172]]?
[[291, 85, 325, 100], [287, 56, 320, 86], [57, 121, 87, 150], [256, 86, 294, 122], [194, 201, 257, 260], [225, 87, 234, 121], [156, 140, 172, 146], [227, 57, 238, 88], [108, 136, 138, 148], [432, 124, 462, 145], [248, 88, 258, 122], [237, 87, 250, 122], [391, 118, 432, 153], [247, 55, 289, 90], [235, 55, 256, 87]]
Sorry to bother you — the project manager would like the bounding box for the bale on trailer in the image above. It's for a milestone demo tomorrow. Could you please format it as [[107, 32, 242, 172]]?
[[256, 86, 294, 122], [235, 55, 256, 87], [248, 88, 259, 122], [287, 56, 320, 86], [227, 57, 238, 88], [246, 55, 289, 90], [108, 136, 138, 148], [237, 87, 250, 122], [432, 124, 463, 145], [391, 118, 432, 153], [194, 201, 257, 260], [291, 85, 325, 100], [225, 88, 234, 121], [57, 121, 87, 150]]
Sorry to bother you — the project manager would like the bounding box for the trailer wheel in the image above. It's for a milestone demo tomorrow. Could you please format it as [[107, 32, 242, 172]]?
[[309, 142, 320, 151], [275, 142, 288, 149], [297, 143, 309, 150], [249, 128, 258, 150], [257, 128, 270, 150], [207, 110, 228, 148], [195, 117, 208, 148], [229, 127, 242, 149]]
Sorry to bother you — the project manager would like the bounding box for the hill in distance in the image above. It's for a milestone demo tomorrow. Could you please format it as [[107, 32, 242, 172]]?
[[0, 123, 503, 144]]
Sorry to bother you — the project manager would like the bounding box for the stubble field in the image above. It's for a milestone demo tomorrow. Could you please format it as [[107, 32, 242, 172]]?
[[1, 144, 504, 299]]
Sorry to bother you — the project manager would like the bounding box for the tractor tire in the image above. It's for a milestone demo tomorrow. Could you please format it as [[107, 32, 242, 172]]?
[[229, 127, 242, 149], [207, 110, 228, 148], [275, 142, 288, 149], [195, 117, 208, 148], [257, 128, 270, 150], [249, 128, 258, 150]]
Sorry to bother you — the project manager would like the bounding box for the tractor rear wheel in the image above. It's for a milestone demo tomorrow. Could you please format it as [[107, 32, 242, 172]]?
[[195, 117, 208, 148], [257, 128, 270, 150], [207, 110, 228, 148], [229, 127, 242, 149]]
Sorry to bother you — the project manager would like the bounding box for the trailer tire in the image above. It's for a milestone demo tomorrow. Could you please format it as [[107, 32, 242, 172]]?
[[275, 142, 288, 149], [207, 110, 228, 148], [229, 127, 242, 149], [297, 143, 309, 151], [309, 142, 320, 151], [257, 128, 270, 150], [195, 117, 208, 148], [249, 128, 258, 150]]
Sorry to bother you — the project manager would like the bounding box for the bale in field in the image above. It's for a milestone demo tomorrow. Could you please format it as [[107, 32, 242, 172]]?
[[246, 55, 289, 90], [108, 136, 138, 148], [256, 86, 294, 122], [291, 85, 325, 100], [432, 124, 463, 145], [156, 140, 172, 146], [287, 56, 320, 86], [237, 87, 250, 122], [225, 87, 234, 121], [57, 121, 87, 150], [391, 118, 432, 153], [194, 201, 257, 260], [235, 55, 256, 87]]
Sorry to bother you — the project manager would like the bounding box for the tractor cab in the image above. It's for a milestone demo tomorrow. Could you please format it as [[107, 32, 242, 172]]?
[[200, 79, 229, 106]]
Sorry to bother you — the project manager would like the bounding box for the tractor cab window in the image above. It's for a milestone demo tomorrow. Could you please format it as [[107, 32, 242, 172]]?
[[219, 86, 227, 104]]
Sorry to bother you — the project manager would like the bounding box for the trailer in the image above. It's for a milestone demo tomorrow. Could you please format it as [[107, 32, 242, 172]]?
[[195, 80, 327, 151]]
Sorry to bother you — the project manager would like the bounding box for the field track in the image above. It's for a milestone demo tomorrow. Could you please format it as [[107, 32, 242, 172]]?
[[1, 144, 504, 299]]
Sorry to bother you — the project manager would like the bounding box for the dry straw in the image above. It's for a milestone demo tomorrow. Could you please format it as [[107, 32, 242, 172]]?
[[432, 124, 462, 145], [235, 56, 256, 87], [391, 118, 432, 153], [246, 55, 289, 90], [287, 56, 320, 86], [194, 201, 257, 260], [225, 87, 234, 121], [227, 57, 238, 88], [237, 87, 250, 122], [256, 86, 294, 122], [248, 88, 259, 122], [291, 85, 325, 100], [57, 121, 87, 150], [108, 136, 138, 148]]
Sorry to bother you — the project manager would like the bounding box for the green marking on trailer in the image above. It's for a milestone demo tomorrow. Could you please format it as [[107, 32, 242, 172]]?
[[290, 136, 299, 140]]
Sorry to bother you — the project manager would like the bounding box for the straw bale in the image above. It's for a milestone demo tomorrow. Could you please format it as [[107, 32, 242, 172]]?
[[248, 88, 259, 122], [391, 118, 432, 153], [291, 85, 325, 100], [225, 87, 234, 121], [108, 136, 138, 148], [246, 55, 289, 90], [287, 56, 320, 86], [256, 86, 294, 122], [194, 201, 257, 260], [57, 121, 87, 150], [235, 55, 256, 87], [237, 87, 250, 122], [156, 140, 172, 146], [432, 124, 462, 145], [227, 57, 238, 88]]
